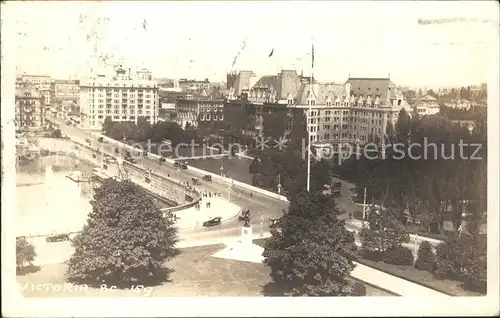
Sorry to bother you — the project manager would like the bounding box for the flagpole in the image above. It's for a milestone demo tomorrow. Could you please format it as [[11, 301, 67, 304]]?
[[306, 40, 313, 192]]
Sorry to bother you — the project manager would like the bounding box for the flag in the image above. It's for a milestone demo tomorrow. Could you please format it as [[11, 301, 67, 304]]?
[[311, 44, 315, 68], [269, 49, 274, 57]]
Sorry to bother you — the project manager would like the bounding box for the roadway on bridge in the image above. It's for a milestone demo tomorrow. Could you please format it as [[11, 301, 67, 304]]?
[[48, 116, 287, 243]]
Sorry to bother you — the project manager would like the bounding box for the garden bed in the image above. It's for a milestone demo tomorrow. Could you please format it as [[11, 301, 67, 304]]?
[[356, 258, 484, 296]]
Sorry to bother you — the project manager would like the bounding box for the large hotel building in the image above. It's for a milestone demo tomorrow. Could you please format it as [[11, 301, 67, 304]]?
[[79, 66, 159, 129], [224, 70, 412, 155]]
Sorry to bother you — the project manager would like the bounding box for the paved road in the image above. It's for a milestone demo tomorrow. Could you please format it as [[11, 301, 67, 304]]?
[[47, 116, 287, 243], [48, 115, 441, 249]]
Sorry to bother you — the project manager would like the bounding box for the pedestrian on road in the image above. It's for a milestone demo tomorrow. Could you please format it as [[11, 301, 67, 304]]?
[[250, 191, 253, 197], [206, 202, 209, 208], [208, 201, 211, 208], [209, 192, 212, 198], [167, 173, 170, 178]]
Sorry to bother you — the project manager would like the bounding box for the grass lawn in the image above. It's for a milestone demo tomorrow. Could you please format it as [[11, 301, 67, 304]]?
[[356, 258, 484, 297], [17, 244, 392, 297]]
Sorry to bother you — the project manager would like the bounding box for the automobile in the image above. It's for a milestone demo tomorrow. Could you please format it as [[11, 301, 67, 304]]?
[[173, 161, 180, 168], [191, 177, 201, 185], [332, 182, 342, 190], [66, 120, 72, 125], [125, 157, 137, 164], [104, 156, 117, 163], [180, 163, 188, 170], [142, 151, 148, 156], [203, 217, 222, 227], [159, 157, 166, 164], [92, 153, 97, 159], [46, 233, 70, 243], [102, 164, 108, 170], [114, 147, 120, 154], [97, 136, 104, 142], [202, 175, 212, 181], [269, 218, 280, 228]]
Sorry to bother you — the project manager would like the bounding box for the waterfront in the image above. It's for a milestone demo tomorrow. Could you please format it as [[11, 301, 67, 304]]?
[[16, 155, 95, 237]]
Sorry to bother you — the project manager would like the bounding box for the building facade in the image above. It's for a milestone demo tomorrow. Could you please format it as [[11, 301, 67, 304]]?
[[19, 74, 53, 91], [445, 98, 472, 110], [176, 89, 225, 129], [414, 94, 440, 116], [79, 66, 159, 129], [15, 87, 45, 131], [54, 80, 80, 101], [224, 72, 412, 156], [178, 78, 211, 93]]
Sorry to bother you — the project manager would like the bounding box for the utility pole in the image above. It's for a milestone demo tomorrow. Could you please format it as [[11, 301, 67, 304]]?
[[306, 40, 314, 192], [362, 186, 367, 226]]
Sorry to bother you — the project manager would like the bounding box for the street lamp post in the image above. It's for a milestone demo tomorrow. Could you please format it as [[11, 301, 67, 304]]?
[[260, 213, 264, 236], [277, 173, 282, 194]]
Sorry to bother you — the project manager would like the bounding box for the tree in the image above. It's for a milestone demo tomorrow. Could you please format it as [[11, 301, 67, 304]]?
[[263, 190, 358, 296], [360, 203, 410, 255], [310, 159, 332, 192], [395, 108, 411, 145], [16, 237, 36, 271], [66, 179, 179, 287], [414, 241, 436, 272], [102, 116, 115, 135]]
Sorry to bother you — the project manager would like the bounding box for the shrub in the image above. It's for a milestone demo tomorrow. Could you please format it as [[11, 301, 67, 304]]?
[[351, 281, 367, 296], [16, 237, 36, 270], [414, 241, 436, 272], [361, 248, 384, 262], [383, 246, 414, 266], [434, 234, 487, 293], [353, 210, 363, 221]]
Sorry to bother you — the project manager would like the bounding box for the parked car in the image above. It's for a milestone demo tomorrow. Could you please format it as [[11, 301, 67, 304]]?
[[202, 175, 212, 181], [269, 218, 280, 228], [97, 136, 104, 142], [125, 157, 137, 164], [114, 147, 120, 154], [46, 234, 70, 243], [191, 178, 201, 185], [203, 217, 222, 227], [159, 157, 166, 164]]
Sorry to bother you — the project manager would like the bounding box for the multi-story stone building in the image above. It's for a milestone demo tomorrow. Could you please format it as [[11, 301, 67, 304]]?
[[414, 94, 440, 116], [224, 72, 412, 156], [445, 98, 472, 110], [79, 66, 159, 129], [176, 89, 225, 129], [178, 78, 211, 93], [54, 79, 80, 101], [19, 74, 53, 91], [226, 71, 258, 99], [15, 87, 44, 131]]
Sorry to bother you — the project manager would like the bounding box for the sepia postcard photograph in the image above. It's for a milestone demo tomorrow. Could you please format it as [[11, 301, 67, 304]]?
[[1, 1, 499, 317]]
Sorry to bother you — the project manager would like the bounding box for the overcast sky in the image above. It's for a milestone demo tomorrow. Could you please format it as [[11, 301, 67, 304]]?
[[7, 1, 499, 87]]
